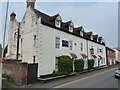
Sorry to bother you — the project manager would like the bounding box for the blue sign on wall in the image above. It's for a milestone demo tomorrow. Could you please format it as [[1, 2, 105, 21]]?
[[62, 40, 69, 47]]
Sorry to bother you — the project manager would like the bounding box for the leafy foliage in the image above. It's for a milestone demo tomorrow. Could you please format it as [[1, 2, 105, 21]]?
[[52, 55, 73, 76], [88, 59, 94, 70], [74, 59, 84, 72], [2, 73, 14, 83]]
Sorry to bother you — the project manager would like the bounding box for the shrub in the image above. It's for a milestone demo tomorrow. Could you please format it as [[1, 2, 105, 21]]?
[[52, 55, 73, 76], [74, 59, 84, 72], [2, 73, 14, 83], [88, 59, 94, 70]]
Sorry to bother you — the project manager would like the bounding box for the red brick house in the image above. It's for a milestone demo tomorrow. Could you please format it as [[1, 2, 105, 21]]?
[[106, 47, 116, 66]]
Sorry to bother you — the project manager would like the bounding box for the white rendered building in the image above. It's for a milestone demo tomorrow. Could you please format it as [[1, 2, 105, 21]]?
[[7, 0, 107, 77]]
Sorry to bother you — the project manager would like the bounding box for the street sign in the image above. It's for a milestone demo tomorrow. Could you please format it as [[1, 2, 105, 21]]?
[[0, 58, 5, 62]]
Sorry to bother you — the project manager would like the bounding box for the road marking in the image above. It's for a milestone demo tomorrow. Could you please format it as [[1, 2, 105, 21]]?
[[53, 68, 117, 88]]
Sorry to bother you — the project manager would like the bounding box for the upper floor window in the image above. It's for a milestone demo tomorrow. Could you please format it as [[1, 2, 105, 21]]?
[[80, 43, 83, 52], [80, 31, 84, 36], [14, 32, 16, 42], [55, 37, 60, 49], [34, 35, 36, 46], [31, 16, 35, 27], [99, 48, 103, 53], [69, 40, 73, 50], [55, 16, 62, 28], [80, 28, 84, 36], [97, 48, 99, 53], [69, 23, 74, 33]]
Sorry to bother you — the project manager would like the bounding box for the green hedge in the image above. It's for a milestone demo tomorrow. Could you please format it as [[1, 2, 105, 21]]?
[[88, 59, 94, 70], [74, 59, 84, 72], [52, 55, 73, 76]]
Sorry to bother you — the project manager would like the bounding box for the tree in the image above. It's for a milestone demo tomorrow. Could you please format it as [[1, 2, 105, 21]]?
[[0, 44, 2, 58]]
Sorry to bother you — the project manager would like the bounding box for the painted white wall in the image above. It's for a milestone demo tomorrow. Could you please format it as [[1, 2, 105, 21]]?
[[6, 19, 19, 59], [114, 49, 120, 62], [37, 22, 106, 76], [37, 23, 88, 76], [20, 7, 38, 63], [7, 5, 107, 77], [88, 41, 106, 66]]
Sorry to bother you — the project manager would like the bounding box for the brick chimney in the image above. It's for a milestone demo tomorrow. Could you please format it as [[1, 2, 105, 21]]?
[[26, 0, 36, 9], [10, 11, 16, 21]]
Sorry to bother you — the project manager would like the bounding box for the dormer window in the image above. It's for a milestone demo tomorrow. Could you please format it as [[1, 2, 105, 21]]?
[[91, 35, 93, 40], [55, 16, 62, 28], [80, 28, 84, 36], [80, 31, 83, 36], [69, 23, 74, 32]]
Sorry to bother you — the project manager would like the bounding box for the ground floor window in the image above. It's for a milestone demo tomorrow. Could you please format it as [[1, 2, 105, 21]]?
[[55, 57, 59, 71], [33, 56, 35, 63], [84, 58, 88, 69]]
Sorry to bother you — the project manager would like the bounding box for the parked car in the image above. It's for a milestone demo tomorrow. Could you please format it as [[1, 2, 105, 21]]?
[[115, 67, 120, 78]]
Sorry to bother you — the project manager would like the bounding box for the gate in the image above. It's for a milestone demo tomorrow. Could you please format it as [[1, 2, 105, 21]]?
[[27, 63, 38, 84]]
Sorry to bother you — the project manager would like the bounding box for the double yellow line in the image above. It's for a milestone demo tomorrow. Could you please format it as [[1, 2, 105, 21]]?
[[53, 68, 116, 88]]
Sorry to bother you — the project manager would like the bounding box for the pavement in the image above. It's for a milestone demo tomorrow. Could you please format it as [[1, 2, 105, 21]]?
[[21, 65, 120, 88]]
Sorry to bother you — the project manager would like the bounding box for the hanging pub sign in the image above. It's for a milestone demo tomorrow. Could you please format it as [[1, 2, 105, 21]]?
[[62, 40, 69, 47], [90, 48, 94, 54]]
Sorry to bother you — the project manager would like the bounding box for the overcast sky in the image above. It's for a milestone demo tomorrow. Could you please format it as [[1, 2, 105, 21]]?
[[0, 1, 118, 48]]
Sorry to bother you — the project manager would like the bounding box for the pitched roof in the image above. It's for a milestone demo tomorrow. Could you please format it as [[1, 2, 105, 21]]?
[[33, 9, 105, 46], [85, 32, 93, 35], [74, 26, 83, 31], [62, 21, 72, 26], [93, 35, 98, 38], [50, 13, 60, 20]]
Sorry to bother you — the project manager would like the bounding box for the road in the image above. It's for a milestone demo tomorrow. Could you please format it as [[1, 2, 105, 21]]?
[[23, 65, 120, 88]]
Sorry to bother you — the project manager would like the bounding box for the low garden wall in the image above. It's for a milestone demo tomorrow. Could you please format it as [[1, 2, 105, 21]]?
[[2, 60, 28, 85], [2, 59, 38, 85]]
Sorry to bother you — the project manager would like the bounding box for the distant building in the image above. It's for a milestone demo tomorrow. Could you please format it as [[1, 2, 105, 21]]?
[[114, 48, 120, 63], [106, 47, 116, 66], [7, 0, 107, 77]]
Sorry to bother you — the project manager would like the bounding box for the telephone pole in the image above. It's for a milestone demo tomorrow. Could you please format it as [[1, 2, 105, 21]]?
[[0, 0, 9, 89]]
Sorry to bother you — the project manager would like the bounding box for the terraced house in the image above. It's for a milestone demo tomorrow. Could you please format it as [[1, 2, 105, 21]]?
[[6, 0, 107, 77]]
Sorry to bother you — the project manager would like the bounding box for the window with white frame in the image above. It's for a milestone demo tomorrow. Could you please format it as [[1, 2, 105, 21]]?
[[55, 57, 59, 71], [69, 40, 73, 50], [22, 21, 25, 30], [34, 35, 36, 46], [55, 37, 60, 49], [97, 48, 99, 53], [31, 16, 35, 27], [80, 43, 83, 52], [14, 32, 16, 42], [80, 28, 84, 36], [80, 31, 84, 36], [69, 23, 74, 32], [91, 35, 93, 40], [55, 16, 61, 28]]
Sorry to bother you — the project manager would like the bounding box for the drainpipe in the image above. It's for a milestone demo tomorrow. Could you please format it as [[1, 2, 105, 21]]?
[[16, 23, 20, 59], [73, 58, 75, 72], [86, 40, 88, 60]]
